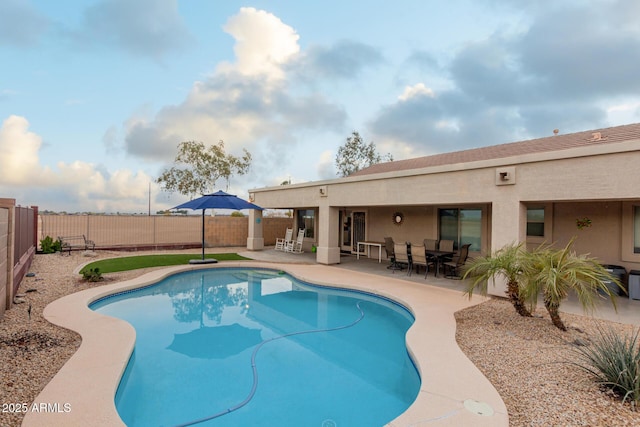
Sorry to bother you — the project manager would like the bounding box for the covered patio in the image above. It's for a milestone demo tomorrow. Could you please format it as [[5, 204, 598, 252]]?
[[240, 247, 640, 326], [248, 123, 640, 298]]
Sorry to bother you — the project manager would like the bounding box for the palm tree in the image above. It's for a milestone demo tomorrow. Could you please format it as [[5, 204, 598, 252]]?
[[523, 239, 621, 331], [463, 243, 534, 317]]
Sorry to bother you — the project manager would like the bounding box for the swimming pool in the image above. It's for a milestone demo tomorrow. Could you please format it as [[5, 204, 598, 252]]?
[[91, 267, 421, 427]]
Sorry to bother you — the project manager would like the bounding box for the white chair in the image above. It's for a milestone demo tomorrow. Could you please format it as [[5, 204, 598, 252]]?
[[275, 228, 293, 251], [285, 229, 305, 253]]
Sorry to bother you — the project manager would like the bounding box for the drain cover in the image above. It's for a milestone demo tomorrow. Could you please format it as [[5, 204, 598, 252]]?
[[463, 399, 494, 416]]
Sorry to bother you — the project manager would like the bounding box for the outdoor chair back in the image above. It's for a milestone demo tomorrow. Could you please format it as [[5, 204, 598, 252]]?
[[393, 242, 410, 273], [410, 243, 429, 278], [285, 228, 305, 253], [444, 243, 471, 278], [275, 228, 293, 251], [438, 239, 454, 252], [423, 239, 438, 251]]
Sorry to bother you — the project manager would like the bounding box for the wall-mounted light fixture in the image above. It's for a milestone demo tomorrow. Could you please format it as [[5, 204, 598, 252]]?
[[495, 167, 516, 186]]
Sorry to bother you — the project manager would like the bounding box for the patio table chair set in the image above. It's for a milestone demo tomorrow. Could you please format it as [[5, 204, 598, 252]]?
[[385, 237, 471, 279], [275, 228, 306, 254]]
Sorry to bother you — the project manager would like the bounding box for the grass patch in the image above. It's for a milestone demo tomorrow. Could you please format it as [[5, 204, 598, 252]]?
[[79, 253, 251, 275]]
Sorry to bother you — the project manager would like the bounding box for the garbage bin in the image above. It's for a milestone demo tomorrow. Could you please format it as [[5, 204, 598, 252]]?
[[602, 265, 627, 296], [629, 270, 640, 300]]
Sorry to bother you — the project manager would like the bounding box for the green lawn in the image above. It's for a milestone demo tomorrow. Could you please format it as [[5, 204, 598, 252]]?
[[79, 253, 251, 275]]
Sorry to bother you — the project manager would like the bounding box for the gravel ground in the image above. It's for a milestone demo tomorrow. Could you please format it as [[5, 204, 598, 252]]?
[[456, 299, 640, 426], [2, 252, 640, 426]]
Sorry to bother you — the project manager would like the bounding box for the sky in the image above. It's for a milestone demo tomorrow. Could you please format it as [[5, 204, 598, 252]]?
[[1, 0, 640, 213]]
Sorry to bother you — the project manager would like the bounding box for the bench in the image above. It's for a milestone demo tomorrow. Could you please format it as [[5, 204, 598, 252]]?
[[58, 235, 96, 255]]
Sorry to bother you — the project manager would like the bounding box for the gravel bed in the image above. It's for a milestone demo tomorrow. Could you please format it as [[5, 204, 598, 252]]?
[[456, 298, 640, 426], [2, 252, 640, 426], [0, 251, 169, 427]]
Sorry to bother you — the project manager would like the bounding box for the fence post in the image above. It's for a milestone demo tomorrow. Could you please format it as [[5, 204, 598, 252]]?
[[31, 206, 38, 248]]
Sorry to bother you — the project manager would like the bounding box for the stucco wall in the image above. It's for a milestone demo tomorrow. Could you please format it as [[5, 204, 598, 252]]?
[[252, 141, 640, 267], [552, 201, 625, 266], [366, 206, 438, 244]]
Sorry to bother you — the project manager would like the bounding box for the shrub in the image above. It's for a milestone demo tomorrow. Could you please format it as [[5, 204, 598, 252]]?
[[40, 236, 62, 254], [82, 267, 103, 282], [570, 326, 640, 408]]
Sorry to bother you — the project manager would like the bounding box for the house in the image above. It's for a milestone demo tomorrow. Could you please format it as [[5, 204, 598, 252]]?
[[247, 123, 640, 296]]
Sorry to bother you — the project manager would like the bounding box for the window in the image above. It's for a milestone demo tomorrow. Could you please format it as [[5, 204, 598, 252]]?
[[527, 208, 545, 237], [438, 208, 482, 251], [296, 209, 315, 238], [635, 206, 640, 254]]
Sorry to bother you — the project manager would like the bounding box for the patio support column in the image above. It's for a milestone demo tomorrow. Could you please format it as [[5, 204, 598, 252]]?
[[246, 209, 264, 251], [316, 205, 340, 264], [489, 199, 527, 296]]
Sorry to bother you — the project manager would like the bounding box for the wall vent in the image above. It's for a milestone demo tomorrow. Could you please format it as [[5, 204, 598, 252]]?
[[589, 132, 607, 141]]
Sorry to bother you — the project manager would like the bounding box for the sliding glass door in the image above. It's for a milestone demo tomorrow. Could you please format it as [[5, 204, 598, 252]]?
[[438, 208, 482, 251]]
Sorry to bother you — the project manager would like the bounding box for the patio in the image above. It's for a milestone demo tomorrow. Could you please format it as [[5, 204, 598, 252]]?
[[239, 247, 640, 326]]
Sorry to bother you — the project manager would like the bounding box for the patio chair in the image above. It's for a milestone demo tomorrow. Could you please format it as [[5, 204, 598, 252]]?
[[393, 242, 410, 274], [423, 239, 438, 251], [285, 228, 305, 253], [438, 239, 455, 261], [438, 239, 454, 252], [443, 244, 471, 278], [410, 243, 430, 278], [384, 237, 402, 270], [275, 228, 293, 251]]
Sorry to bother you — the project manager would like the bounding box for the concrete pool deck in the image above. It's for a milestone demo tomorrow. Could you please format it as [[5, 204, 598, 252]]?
[[24, 260, 509, 427]]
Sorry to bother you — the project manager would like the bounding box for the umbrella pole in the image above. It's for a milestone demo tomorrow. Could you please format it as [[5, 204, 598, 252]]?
[[188, 210, 217, 264], [201, 209, 205, 260]]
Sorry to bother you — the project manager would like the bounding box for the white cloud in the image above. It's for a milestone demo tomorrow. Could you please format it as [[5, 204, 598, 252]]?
[[123, 6, 345, 180], [398, 83, 435, 101], [0, 115, 43, 184], [218, 7, 300, 80], [316, 150, 335, 179], [0, 115, 162, 212], [606, 100, 640, 126]]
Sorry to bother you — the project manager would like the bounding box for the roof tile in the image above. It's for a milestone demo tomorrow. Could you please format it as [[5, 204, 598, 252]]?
[[351, 122, 640, 176]]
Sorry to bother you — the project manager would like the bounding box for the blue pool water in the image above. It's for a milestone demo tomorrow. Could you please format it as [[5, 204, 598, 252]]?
[[91, 268, 420, 427]]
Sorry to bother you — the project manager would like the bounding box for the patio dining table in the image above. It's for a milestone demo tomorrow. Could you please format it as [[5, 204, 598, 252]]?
[[425, 249, 454, 277]]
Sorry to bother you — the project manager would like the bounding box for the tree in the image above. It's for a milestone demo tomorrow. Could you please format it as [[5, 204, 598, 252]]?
[[463, 243, 534, 317], [464, 239, 621, 331], [522, 239, 620, 331], [156, 140, 251, 198], [335, 131, 393, 177]]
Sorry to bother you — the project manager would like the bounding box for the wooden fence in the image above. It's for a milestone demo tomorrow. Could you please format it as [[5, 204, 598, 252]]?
[[1, 199, 37, 317]]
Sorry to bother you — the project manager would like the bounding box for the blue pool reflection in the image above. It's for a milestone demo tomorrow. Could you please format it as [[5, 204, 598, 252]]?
[[91, 268, 421, 427]]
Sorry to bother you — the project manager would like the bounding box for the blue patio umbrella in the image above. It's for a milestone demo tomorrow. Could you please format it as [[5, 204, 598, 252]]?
[[173, 190, 263, 263]]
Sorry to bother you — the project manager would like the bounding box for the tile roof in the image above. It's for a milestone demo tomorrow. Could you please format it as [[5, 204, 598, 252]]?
[[350, 122, 640, 176]]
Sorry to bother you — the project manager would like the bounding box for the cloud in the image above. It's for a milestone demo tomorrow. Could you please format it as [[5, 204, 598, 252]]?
[[123, 7, 347, 167], [398, 83, 435, 101], [316, 150, 335, 179], [0, 115, 43, 184], [369, 0, 640, 157], [0, 115, 162, 212], [74, 0, 192, 60], [218, 7, 300, 80], [289, 40, 384, 81], [0, 0, 49, 47]]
